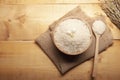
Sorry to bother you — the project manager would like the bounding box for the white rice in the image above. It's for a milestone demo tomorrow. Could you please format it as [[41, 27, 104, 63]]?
[[53, 19, 91, 55], [92, 20, 106, 35]]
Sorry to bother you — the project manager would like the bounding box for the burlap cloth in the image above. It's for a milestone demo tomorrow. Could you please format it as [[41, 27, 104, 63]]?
[[35, 6, 113, 75]]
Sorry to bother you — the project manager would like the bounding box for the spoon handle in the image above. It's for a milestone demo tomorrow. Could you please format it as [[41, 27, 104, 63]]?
[[92, 34, 100, 79]]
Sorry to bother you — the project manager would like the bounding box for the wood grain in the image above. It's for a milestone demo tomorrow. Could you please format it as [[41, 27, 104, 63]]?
[[0, 40, 120, 80], [0, 1, 120, 80], [0, 0, 102, 4], [0, 4, 119, 41]]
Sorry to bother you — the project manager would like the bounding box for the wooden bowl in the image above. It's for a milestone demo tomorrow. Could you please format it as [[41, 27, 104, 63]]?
[[52, 18, 92, 55]]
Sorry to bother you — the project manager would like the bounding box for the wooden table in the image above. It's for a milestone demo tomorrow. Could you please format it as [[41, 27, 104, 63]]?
[[0, 0, 120, 80]]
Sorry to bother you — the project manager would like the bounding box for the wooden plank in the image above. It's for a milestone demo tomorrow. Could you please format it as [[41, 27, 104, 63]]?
[[0, 40, 120, 80], [0, 4, 119, 41], [0, 0, 102, 4], [0, 5, 77, 41]]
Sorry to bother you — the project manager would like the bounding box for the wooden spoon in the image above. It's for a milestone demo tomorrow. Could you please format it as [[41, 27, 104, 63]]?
[[92, 33, 100, 79], [92, 20, 106, 80]]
